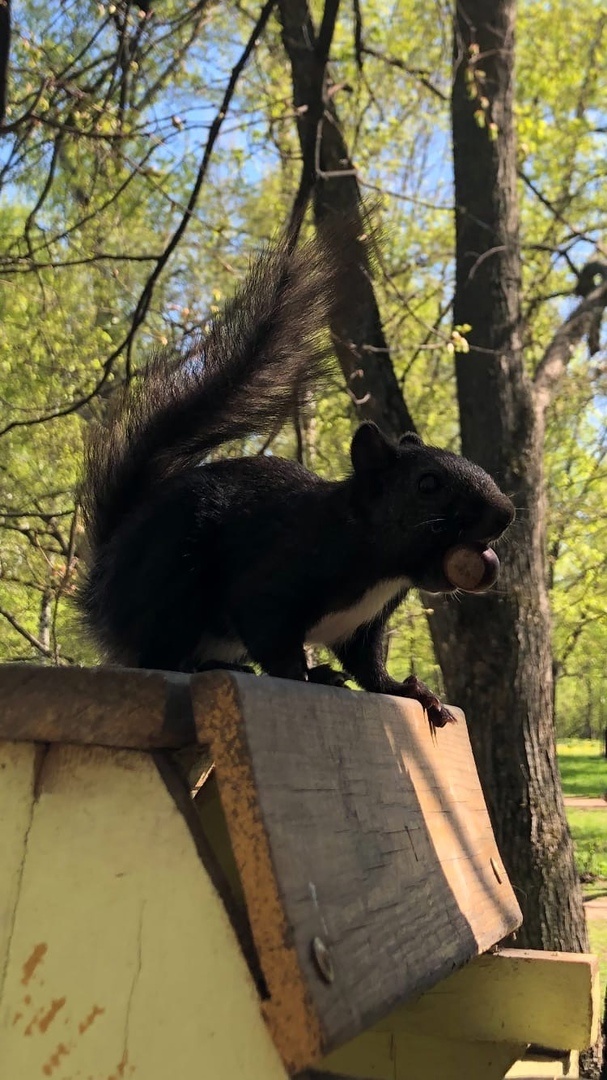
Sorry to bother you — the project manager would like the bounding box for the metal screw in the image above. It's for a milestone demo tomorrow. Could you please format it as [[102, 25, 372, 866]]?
[[490, 856, 502, 884], [311, 936, 334, 984]]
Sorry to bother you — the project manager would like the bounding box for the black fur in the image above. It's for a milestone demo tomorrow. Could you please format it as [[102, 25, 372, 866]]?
[[79, 227, 514, 726]]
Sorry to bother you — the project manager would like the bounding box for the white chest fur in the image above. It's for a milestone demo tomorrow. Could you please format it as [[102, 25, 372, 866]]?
[[307, 577, 410, 647]]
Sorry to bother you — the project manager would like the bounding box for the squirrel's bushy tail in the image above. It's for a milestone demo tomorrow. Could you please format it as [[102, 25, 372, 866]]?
[[81, 223, 363, 551]]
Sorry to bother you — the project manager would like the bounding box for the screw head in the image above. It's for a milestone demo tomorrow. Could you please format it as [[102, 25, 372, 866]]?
[[311, 936, 334, 984], [490, 856, 503, 884]]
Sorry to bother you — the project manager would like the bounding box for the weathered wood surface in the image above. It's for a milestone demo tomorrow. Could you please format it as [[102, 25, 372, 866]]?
[[191, 672, 523, 1071], [0, 741, 287, 1080], [0, 664, 196, 748]]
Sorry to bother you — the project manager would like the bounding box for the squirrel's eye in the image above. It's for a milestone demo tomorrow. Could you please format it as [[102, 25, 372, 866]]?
[[418, 472, 441, 494]]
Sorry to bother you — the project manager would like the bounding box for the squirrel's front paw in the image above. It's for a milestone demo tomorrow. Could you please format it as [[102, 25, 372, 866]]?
[[400, 674, 456, 729]]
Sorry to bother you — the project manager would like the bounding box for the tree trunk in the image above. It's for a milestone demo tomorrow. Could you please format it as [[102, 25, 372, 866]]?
[[278, 0, 415, 435], [279, 0, 590, 950], [428, 0, 587, 949]]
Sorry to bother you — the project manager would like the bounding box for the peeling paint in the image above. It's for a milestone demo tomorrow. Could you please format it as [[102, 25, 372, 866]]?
[[18, 995, 67, 1037], [22, 943, 47, 986], [25, 1008, 45, 1036], [39, 997, 66, 1033], [78, 1005, 105, 1035], [42, 1041, 70, 1075]]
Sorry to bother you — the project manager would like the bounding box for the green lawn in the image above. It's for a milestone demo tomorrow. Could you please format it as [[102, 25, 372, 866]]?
[[567, 808, 607, 880], [557, 738, 607, 799], [556, 740, 607, 984], [557, 741, 607, 882]]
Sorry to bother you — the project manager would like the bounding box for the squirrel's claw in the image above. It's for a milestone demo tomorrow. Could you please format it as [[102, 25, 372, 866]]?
[[400, 674, 457, 730]]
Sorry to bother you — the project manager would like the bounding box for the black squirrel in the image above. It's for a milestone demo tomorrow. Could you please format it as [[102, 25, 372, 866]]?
[[79, 225, 514, 727]]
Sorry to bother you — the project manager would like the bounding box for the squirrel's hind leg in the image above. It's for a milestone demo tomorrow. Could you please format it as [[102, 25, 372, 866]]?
[[234, 610, 309, 682], [307, 663, 349, 687]]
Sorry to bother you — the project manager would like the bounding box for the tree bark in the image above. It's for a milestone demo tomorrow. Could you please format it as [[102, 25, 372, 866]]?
[[428, 0, 588, 949], [278, 0, 415, 434]]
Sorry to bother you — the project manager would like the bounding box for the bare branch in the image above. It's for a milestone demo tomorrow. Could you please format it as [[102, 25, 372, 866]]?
[[360, 46, 448, 102], [284, 0, 341, 238], [121, 0, 277, 378], [279, 0, 415, 436], [0, 0, 276, 438], [533, 276, 607, 417]]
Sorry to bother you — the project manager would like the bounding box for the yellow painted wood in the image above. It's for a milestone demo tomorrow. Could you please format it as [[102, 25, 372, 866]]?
[[371, 949, 599, 1052], [0, 742, 287, 1080], [322, 950, 597, 1080], [193, 765, 246, 907], [322, 1028, 527, 1080], [506, 1050, 579, 1078], [0, 741, 39, 997]]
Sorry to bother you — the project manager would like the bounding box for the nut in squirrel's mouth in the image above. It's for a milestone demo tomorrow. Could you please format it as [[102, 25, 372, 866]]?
[[418, 543, 501, 595], [443, 543, 500, 593]]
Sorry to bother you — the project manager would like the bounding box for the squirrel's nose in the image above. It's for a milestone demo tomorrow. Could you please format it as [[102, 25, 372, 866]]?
[[461, 496, 515, 543], [478, 497, 516, 541]]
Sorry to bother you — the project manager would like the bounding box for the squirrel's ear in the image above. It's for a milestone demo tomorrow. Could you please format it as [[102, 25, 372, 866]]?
[[351, 422, 397, 475], [399, 431, 424, 447]]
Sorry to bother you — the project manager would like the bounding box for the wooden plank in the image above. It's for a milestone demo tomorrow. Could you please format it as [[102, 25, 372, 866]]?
[[505, 1050, 578, 1078], [319, 1029, 526, 1080], [321, 949, 598, 1080], [376, 948, 599, 1051], [0, 664, 196, 748], [0, 742, 287, 1080], [191, 672, 522, 1072]]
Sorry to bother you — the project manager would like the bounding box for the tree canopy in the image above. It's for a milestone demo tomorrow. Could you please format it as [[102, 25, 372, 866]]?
[[1, 0, 604, 723]]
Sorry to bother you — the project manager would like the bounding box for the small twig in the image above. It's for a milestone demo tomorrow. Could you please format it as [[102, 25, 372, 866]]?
[[360, 45, 448, 102], [534, 276, 607, 415], [0, 604, 73, 663]]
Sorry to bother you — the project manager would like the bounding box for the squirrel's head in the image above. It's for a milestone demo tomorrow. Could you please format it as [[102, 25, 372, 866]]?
[[349, 423, 515, 594]]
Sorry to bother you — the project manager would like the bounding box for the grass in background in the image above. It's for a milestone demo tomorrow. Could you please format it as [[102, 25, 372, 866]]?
[[557, 738, 607, 799], [557, 741, 607, 985], [567, 809, 607, 880], [557, 740, 607, 882]]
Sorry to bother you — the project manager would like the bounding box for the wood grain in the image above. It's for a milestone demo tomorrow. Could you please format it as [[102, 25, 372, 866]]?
[[0, 664, 196, 748], [192, 672, 522, 1071]]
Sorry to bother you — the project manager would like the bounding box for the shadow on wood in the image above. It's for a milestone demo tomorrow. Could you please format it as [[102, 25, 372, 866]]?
[[190, 672, 522, 1068]]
